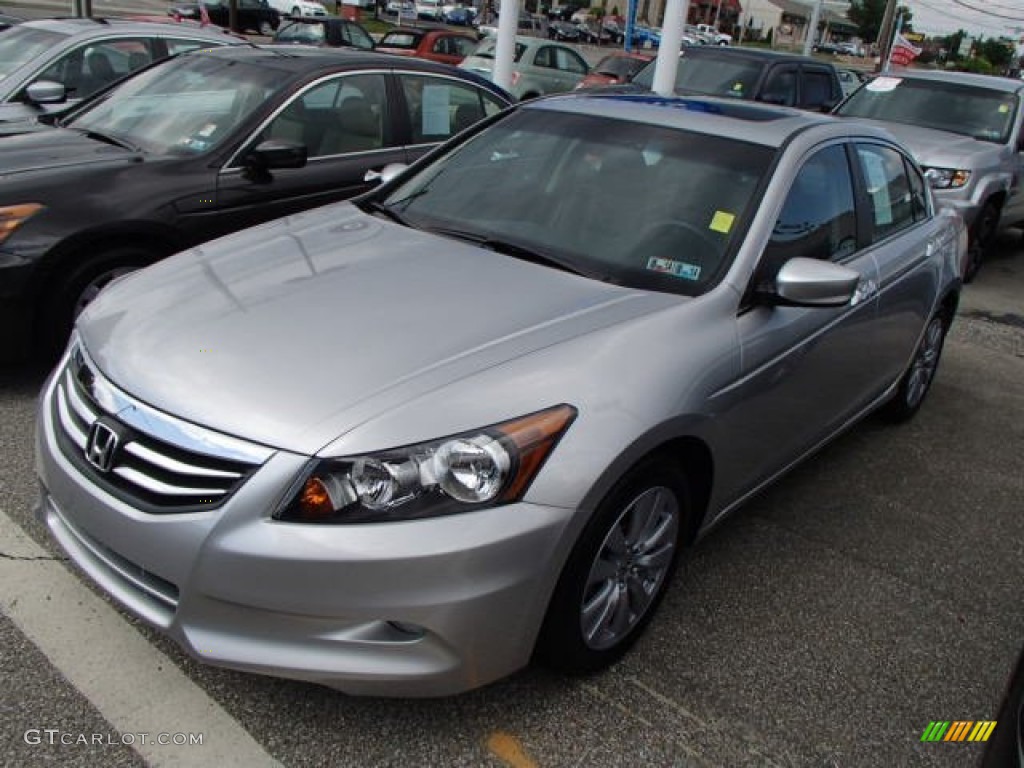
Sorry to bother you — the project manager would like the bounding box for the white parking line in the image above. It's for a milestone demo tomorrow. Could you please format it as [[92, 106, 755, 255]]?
[[0, 509, 280, 768]]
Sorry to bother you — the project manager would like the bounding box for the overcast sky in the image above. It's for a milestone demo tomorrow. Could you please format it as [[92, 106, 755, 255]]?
[[890, 0, 1024, 38]]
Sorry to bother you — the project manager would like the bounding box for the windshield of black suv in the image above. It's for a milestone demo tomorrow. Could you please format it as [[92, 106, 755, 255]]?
[[632, 53, 763, 99], [836, 76, 1019, 144], [376, 107, 773, 297], [67, 53, 283, 155], [0, 26, 68, 78]]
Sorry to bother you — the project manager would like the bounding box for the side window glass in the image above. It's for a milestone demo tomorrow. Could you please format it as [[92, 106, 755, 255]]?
[[800, 69, 833, 109], [452, 37, 476, 57], [346, 23, 375, 50], [555, 48, 587, 74], [262, 73, 386, 158], [760, 67, 796, 106], [762, 144, 857, 278], [401, 74, 503, 143], [37, 40, 152, 99], [904, 157, 929, 222], [432, 36, 449, 55], [856, 143, 916, 240], [534, 47, 554, 69]]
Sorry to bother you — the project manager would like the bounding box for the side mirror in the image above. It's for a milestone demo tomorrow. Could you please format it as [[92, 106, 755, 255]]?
[[244, 139, 307, 180], [773, 257, 860, 307], [25, 80, 68, 105]]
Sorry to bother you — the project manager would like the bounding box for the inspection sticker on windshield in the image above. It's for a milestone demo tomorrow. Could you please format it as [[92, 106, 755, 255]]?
[[647, 257, 701, 280], [867, 77, 902, 92], [709, 210, 735, 234]]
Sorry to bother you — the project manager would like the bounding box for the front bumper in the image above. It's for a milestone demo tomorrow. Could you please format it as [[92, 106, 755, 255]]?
[[35, 368, 576, 697]]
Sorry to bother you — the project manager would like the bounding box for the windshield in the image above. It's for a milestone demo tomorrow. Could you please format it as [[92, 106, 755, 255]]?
[[836, 76, 1018, 144], [379, 108, 773, 296], [595, 55, 647, 78], [471, 40, 526, 62], [66, 54, 283, 155], [633, 54, 763, 99], [0, 27, 68, 79]]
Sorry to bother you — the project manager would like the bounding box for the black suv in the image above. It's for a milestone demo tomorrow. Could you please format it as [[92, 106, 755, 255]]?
[[624, 46, 843, 112]]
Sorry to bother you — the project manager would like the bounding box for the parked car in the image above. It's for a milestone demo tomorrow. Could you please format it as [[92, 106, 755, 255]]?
[[35, 92, 965, 697], [576, 51, 654, 88], [626, 47, 843, 113], [377, 28, 479, 65], [415, 0, 444, 20], [0, 18, 241, 130], [442, 6, 476, 25], [273, 16, 375, 49], [576, 19, 612, 45], [461, 35, 589, 99], [630, 24, 661, 48], [547, 20, 581, 42], [834, 71, 1024, 281], [836, 41, 865, 57], [386, 0, 416, 14], [167, 0, 281, 35], [0, 46, 512, 362], [695, 22, 730, 44], [265, 0, 328, 17]]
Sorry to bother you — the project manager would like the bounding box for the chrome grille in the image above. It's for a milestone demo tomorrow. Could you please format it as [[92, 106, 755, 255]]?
[[52, 344, 269, 513]]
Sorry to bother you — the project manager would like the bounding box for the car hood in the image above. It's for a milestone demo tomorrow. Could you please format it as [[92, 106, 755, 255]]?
[[0, 126, 140, 178], [847, 119, 1006, 169], [80, 204, 670, 455]]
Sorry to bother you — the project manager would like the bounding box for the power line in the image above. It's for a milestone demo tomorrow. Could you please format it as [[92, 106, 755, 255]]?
[[911, 0, 1018, 33], [950, 0, 1024, 21]]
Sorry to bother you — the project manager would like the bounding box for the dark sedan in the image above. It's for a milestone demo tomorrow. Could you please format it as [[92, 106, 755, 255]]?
[[168, 0, 281, 35], [0, 46, 513, 361]]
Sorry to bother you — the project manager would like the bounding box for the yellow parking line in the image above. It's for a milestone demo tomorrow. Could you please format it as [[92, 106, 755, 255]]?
[[486, 730, 538, 768]]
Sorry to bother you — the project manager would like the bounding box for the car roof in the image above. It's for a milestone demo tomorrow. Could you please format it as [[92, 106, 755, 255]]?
[[529, 92, 881, 148], [877, 68, 1024, 94], [17, 16, 238, 40], [194, 45, 514, 99], [681, 46, 829, 65]]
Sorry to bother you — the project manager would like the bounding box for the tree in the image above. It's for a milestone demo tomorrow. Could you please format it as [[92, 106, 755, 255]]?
[[848, 1, 913, 43], [977, 38, 1013, 69]]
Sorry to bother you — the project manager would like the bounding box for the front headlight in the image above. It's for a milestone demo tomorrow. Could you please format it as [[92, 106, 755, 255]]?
[[275, 404, 577, 524], [0, 203, 44, 246], [923, 167, 971, 190]]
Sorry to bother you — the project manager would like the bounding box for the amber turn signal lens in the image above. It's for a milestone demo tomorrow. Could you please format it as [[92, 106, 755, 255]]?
[[297, 476, 335, 520]]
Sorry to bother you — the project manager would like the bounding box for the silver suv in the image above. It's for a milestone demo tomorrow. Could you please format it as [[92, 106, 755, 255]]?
[[0, 18, 243, 129], [836, 70, 1024, 280]]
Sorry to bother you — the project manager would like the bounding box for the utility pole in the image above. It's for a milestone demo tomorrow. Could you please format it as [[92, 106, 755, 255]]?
[[801, 0, 823, 56], [876, 0, 898, 72]]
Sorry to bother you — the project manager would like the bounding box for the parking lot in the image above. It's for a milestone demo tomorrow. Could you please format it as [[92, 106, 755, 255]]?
[[0, 198, 1021, 768]]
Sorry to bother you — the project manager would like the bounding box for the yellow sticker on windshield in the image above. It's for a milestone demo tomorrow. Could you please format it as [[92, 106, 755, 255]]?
[[999, 104, 1011, 113], [710, 211, 735, 234]]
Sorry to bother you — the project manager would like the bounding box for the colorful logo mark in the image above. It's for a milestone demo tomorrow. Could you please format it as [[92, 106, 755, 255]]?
[[920, 721, 997, 742]]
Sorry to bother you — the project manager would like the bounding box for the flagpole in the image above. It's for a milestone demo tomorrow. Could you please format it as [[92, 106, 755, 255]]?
[[883, 9, 902, 73]]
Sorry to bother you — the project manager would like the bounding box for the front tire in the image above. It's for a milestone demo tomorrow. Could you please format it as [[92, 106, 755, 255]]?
[[535, 457, 688, 675], [966, 199, 1000, 283], [38, 246, 154, 360], [882, 309, 949, 422], [259, 19, 276, 35]]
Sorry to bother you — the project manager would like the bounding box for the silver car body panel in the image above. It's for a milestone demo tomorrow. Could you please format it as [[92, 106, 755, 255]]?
[[37, 96, 965, 696]]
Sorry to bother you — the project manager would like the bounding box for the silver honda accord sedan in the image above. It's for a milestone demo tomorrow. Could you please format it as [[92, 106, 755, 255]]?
[[35, 94, 966, 697]]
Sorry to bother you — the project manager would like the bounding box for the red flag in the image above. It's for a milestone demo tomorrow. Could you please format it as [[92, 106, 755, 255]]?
[[198, 1, 211, 25], [890, 32, 922, 67]]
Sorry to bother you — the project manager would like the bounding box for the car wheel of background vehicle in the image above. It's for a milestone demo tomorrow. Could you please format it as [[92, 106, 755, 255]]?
[[535, 457, 688, 675], [38, 246, 154, 360], [966, 199, 1001, 283], [259, 20, 276, 35], [881, 309, 949, 422], [291, 5, 300, 14]]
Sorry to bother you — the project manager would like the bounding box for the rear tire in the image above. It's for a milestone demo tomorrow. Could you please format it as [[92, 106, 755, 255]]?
[[535, 457, 688, 675], [881, 309, 950, 422], [38, 246, 154, 361], [259, 19, 276, 35]]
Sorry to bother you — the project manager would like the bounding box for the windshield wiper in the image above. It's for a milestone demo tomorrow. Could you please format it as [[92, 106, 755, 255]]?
[[359, 200, 417, 228], [426, 226, 589, 277], [74, 127, 139, 152]]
